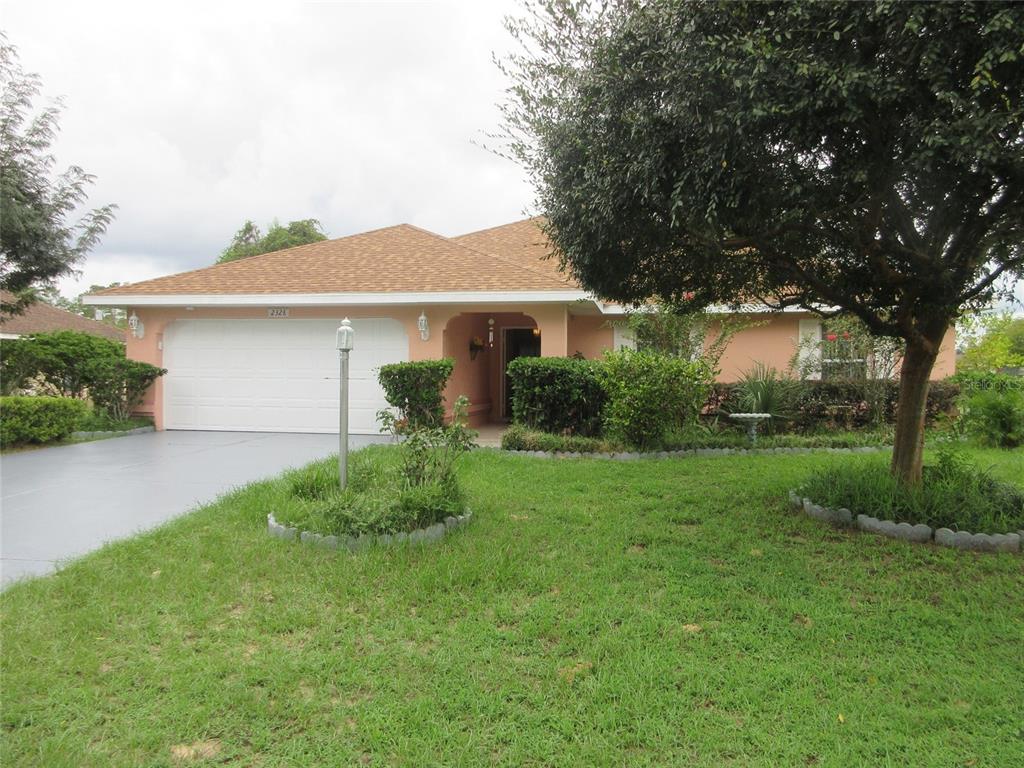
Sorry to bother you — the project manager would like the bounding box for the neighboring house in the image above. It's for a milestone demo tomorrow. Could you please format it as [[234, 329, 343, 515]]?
[[85, 219, 956, 434], [0, 292, 124, 342]]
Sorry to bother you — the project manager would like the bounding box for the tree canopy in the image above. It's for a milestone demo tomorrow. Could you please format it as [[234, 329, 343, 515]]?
[[0, 36, 116, 317], [959, 313, 1024, 372], [502, 0, 1024, 482], [217, 219, 328, 263]]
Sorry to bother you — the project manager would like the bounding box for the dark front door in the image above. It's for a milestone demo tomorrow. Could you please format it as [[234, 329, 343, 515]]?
[[504, 327, 541, 418]]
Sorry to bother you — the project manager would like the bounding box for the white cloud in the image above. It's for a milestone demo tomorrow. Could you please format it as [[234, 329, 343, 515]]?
[[2, 0, 532, 296]]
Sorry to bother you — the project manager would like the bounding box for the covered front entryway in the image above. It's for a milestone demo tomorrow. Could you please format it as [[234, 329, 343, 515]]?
[[161, 318, 408, 433], [442, 312, 541, 426]]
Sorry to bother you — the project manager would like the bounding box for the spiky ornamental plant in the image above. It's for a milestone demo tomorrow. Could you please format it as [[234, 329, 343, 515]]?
[[501, 0, 1024, 484]]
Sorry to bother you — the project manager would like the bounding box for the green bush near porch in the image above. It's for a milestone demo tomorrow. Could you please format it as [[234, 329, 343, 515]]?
[[599, 349, 714, 448], [506, 356, 605, 436], [378, 358, 455, 428]]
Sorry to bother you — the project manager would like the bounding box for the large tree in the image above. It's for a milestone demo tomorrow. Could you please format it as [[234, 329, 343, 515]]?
[[217, 218, 327, 263], [0, 36, 116, 316], [503, 0, 1024, 483]]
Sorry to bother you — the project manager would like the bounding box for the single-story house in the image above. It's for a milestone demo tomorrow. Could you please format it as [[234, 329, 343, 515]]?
[[0, 292, 125, 342], [85, 219, 955, 434]]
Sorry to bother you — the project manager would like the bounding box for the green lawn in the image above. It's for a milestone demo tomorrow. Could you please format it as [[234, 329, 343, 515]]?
[[2, 447, 1023, 767]]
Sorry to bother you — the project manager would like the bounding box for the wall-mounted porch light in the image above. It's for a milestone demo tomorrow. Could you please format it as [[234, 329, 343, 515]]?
[[487, 317, 495, 348], [128, 311, 145, 339], [532, 327, 541, 337], [417, 311, 429, 341]]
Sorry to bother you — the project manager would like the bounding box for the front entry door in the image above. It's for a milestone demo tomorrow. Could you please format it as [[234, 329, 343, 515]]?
[[503, 327, 542, 418]]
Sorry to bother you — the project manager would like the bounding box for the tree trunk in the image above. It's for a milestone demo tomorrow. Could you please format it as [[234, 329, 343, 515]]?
[[890, 332, 942, 485]]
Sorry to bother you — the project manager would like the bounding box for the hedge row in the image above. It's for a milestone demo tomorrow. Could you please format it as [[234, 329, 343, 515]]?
[[1, 331, 166, 421], [507, 351, 714, 447], [508, 356, 964, 438], [0, 396, 88, 447], [709, 379, 960, 430]]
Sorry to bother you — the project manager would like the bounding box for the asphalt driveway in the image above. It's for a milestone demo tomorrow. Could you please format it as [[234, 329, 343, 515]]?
[[1, 431, 386, 587]]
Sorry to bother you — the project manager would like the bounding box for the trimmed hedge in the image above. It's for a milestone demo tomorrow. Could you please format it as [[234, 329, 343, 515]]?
[[507, 356, 605, 436], [378, 358, 455, 428], [709, 379, 959, 431], [600, 350, 713, 448], [0, 396, 88, 447]]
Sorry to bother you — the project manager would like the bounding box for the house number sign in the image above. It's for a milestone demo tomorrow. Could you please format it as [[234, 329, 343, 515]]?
[[267, 308, 290, 318]]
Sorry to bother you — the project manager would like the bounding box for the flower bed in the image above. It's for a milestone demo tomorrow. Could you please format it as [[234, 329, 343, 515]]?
[[787, 490, 1023, 554], [267, 510, 472, 551]]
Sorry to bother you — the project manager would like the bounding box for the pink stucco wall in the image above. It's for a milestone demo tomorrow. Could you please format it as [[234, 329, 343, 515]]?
[[126, 304, 956, 429], [568, 314, 614, 358]]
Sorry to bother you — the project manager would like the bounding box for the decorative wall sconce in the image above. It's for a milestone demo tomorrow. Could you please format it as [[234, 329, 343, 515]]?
[[128, 311, 145, 340], [469, 336, 485, 360], [532, 327, 541, 337], [417, 312, 429, 341], [487, 318, 495, 348]]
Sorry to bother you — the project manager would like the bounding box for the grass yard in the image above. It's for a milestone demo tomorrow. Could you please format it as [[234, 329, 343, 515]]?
[[2, 447, 1023, 767]]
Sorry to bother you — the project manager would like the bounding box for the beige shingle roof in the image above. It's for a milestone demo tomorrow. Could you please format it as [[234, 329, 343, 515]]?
[[454, 218, 579, 288], [98, 223, 575, 296], [0, 293, 125, 340]]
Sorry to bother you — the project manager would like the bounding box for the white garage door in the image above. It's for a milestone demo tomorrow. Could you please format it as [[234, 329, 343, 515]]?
[[162, 318, 408, 433]]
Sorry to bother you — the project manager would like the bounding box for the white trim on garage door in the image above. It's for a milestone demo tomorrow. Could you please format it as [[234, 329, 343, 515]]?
[[162, 318, 408, 434]]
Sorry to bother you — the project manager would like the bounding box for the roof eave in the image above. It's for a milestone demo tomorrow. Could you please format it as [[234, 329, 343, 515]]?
[[83, 290, 593, 307]]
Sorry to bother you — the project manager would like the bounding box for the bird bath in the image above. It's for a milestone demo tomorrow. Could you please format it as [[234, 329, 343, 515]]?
[[729, 413, 772, 446]]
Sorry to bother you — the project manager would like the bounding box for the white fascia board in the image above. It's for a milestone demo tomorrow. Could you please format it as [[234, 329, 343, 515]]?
[[595, 302, 834, 315], [83, 290, 592, 307]]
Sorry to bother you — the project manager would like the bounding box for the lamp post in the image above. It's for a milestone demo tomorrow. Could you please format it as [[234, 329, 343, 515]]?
[[336, 318, 354, 490]]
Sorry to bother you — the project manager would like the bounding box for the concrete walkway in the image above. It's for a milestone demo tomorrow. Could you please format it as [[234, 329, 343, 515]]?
[[1, 431, 385, 587]]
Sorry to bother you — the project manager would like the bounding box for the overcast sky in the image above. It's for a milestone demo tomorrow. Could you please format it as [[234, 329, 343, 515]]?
[[2, 0, 530, 296]]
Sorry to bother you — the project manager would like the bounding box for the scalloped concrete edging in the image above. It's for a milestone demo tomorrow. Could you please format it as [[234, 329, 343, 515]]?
[[71, 426, 155, 439], [267, 511, 472, 552], [787, 490, 1022, 554], [503, 445, 888, 461]]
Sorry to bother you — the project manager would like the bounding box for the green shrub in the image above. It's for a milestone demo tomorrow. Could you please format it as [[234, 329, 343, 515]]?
[[0, 331, 165, 421], [378, 358, 455, 428], [709, 379, 960, 432], [0, 331, 124, 397], [506, 356, 605, 436], [501, 423, 622, 453], [961, 388, 1024, 448], [800, 448, 1024, 533], [277, 444, 468, 537], [85, 358, 166, 421], [600, 349, 713, 448], [0, 396, 88, 447], [379, 395, 476, 487]]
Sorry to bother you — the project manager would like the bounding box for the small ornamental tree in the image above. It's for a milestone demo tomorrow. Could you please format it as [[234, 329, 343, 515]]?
[[502, 1, 1024, 484]]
